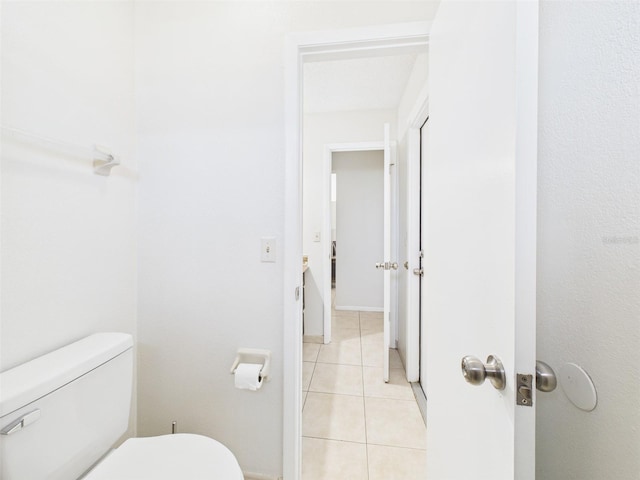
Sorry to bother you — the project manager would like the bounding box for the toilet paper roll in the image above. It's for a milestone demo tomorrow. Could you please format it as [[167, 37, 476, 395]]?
[[234, 363, 264, 391]]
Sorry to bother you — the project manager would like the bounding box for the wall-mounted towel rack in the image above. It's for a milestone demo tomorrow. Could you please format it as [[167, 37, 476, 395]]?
[[1, 125, 120, 176]]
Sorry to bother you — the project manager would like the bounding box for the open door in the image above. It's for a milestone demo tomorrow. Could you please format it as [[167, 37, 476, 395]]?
[[424, 1, 538, 479], [382, 123, 391, 383]]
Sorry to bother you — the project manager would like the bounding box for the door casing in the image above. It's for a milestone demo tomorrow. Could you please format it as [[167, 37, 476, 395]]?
[[404, 95, 429, 383], [284, 22, 430, 480]]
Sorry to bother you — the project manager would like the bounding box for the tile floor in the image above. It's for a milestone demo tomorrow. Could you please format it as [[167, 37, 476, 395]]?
[[302, 306, 427, 479]]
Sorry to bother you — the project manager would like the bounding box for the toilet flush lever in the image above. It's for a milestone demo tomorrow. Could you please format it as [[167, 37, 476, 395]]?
[[0, 409, 41, 435]]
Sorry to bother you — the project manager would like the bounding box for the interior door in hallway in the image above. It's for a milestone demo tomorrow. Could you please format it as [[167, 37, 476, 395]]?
[[418, 118, 428, 396], [381, 123, 391, 383]]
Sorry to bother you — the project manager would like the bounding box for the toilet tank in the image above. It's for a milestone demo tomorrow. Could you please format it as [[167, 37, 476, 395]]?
[[0, 333, 134, 480]]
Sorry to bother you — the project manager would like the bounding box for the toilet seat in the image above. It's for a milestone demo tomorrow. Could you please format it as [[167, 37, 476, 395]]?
[[83, 433, 244, 480]]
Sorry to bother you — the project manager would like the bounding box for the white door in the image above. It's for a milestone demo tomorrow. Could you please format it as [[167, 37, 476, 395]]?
[[424, 1, 538, 479], [382, 123, 391, 383], [418, 118, 428, 395]]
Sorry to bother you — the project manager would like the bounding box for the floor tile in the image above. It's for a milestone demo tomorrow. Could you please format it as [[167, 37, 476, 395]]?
[[361, 334, 382, 367], [303, 335, 324, 344], [361, 331, 402, 369], [302, 437, 368, 480], [332, 314, 359, 330], [303, 392, 366, 443], [317, 330, 361, 365], [303, 361, 315, 391], [367, 444, 427, 480], [365, 397, 426, 449], [361, 330, 382, 344], [363, 367, 414, 401], [301, 306, 426, 479], [304, 343, 321, 362], [332, 327, 361, 341], [390, 348, 403, 369], [310, 363, 364, 396], [317, 343, 362, 365], [360, 314, 383, 332]]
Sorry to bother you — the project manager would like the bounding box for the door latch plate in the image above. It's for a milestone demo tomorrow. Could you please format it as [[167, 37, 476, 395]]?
[[516, 374, 533, 407]]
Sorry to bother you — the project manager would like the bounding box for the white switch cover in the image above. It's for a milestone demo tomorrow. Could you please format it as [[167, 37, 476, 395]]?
[[261, 237, 276, 262], [313, 232, 321, 242]]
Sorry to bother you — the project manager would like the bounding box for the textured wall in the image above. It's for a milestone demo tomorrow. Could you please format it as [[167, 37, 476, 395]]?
[[537, 1, 640, 478]]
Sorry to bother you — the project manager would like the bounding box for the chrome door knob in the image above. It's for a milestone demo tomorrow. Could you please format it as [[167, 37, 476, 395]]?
[[536, 360, 557, 392], [461, 355, 506, 390]]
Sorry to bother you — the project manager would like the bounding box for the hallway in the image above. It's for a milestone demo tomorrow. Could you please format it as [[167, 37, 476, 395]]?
[[301, 303, 427, 479]]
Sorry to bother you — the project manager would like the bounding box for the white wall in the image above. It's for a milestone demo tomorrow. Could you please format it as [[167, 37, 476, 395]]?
[[397, 53, 428, 140], [1, 0, 137, 434], [134, 3, 431, 477], [303, 110, 397, 335], [333, 150, 384, 310], [537, 1, 640, 478]]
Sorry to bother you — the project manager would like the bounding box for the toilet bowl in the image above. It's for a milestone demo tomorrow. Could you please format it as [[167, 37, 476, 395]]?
[[84, 433, 243, 480], [0, 333, 244, 480]]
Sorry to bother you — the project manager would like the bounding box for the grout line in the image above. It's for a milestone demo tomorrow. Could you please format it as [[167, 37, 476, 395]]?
[[302, 434, 368, 445], [305, 391, 366, 400], [365, 441, 427, 451], [358, 310, 370, 480]]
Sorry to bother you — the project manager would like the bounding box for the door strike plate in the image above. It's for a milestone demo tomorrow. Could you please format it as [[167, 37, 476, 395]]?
[[516, 374, 533, 407]]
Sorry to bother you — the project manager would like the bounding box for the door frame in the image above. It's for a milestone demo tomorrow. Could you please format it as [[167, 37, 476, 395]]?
[[404, 93, 429, 383], [284, 22, 430, 479], [321, 141, 386, 346]]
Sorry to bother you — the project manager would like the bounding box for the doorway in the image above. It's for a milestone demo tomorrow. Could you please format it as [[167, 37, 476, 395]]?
[[285, 22, 430, 480], [319, 142, 389, 346]]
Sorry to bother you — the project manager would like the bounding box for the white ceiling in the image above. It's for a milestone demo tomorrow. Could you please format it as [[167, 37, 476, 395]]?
[[303, 53, 420, 113]]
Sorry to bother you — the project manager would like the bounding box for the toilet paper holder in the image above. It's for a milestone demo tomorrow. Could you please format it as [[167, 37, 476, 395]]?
[[230, 348, 271, 382]]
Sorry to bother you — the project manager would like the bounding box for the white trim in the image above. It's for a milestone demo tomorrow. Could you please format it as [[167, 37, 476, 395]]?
[[514, 1, 538, 478], [335, 306, 384, 312], [283, 33, 303, 480], [284, 22, 430, 480], [405, 94, 429, 383]]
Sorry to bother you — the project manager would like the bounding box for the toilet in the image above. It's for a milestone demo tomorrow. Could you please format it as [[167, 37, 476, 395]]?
[[0, 333, 244, 480]]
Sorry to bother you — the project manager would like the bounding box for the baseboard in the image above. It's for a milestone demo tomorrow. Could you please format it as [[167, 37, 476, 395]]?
[[243, 472, 282, 480], [335, 306, 383, 312], [411, 382, 427, 427]]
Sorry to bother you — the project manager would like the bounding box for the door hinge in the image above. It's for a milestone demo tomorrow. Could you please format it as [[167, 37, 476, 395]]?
[[516, 374, 533, 407], [295, 287, 300, 301]]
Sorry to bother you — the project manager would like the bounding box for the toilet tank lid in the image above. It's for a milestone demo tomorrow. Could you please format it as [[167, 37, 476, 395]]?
[[0, 333, 133, 418]]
